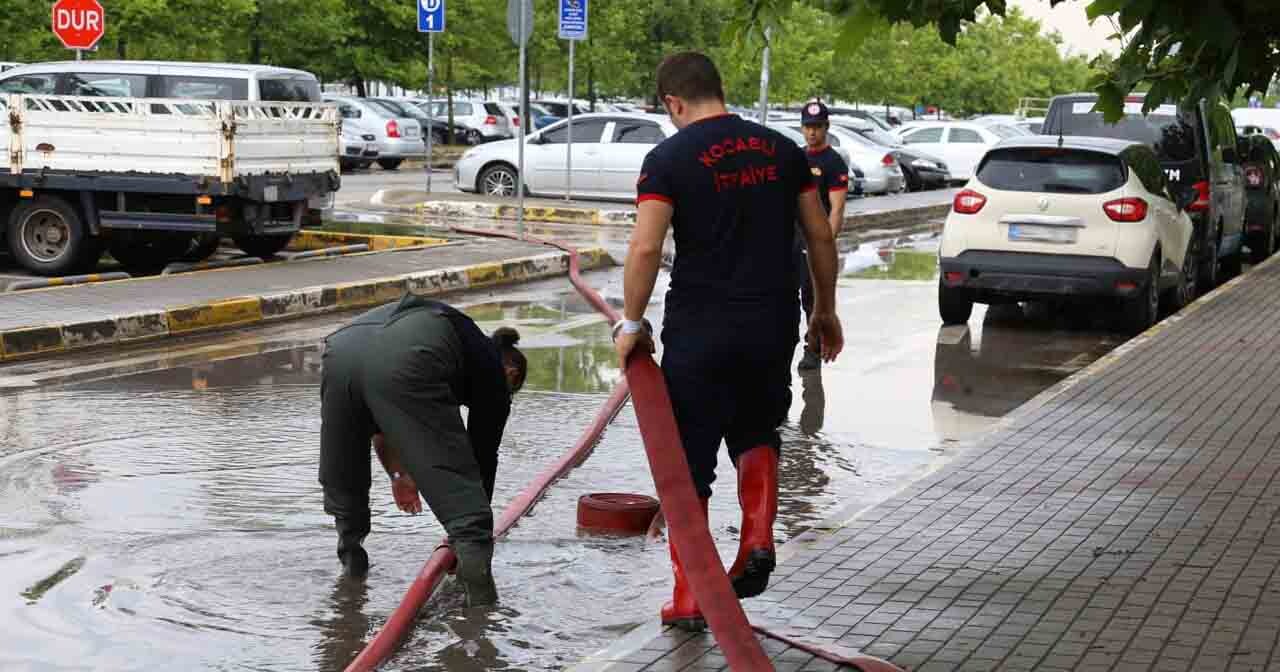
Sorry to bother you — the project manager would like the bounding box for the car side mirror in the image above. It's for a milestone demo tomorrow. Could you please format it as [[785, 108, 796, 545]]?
[[529, 133, 545, 145]]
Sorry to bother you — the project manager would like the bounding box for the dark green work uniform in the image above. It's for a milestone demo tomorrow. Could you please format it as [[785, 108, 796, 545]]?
[[318, 294, 511, 576]]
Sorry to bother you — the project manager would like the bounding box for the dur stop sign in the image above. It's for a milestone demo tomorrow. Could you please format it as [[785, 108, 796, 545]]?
[[52, 0, 106, 51]]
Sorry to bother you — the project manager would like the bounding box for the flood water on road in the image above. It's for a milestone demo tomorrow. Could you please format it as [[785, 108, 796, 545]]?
[[0, 238, 1125, 671]]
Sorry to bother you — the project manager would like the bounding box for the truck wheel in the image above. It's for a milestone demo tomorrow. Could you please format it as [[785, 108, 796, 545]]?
[[6, 195, 98, 276], [377, 159, 404, 171], [107, 233, 192, 274], [938, 280, 973, 325], [233, 233, 293, 258], [1122, 253, 1161, 334], [182, 233, 222, 263]]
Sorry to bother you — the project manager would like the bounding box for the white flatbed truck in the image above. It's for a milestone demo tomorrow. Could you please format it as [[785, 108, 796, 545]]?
[[1, 93, 340, 275]]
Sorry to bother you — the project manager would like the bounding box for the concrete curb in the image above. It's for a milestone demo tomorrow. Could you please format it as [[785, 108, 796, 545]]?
[[0, 248, 613, 362], [414, 198, 951, 231]]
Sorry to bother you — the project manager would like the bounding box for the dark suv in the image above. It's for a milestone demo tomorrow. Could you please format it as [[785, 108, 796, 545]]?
[[1043, 94, 1247, 289], [1240, 133, 1280, 262]]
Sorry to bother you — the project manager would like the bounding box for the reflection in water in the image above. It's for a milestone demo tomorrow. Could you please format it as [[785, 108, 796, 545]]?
[[312, 578, 372, 672], [798, 370, 825, 436], [931, 307, 1119, 444]]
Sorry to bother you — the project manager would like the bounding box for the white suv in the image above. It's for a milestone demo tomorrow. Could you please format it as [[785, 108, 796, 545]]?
[[939, 136, 1198, 332], [428, 99, 512, 144]]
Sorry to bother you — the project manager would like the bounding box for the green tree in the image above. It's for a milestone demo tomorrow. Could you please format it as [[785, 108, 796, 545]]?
[[735, 0, 1280, 120]]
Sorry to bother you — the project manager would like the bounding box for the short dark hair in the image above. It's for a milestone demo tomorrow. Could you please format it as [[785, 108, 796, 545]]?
[[656, 51, 725, 104], [491, 327, 528, 393]]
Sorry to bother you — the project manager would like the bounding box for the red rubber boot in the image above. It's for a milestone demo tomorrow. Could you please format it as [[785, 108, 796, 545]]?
[[661, 498, 709, 631], [728, 445, 778, 599]]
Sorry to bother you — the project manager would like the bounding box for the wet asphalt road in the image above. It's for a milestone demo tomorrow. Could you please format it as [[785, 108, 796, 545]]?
[[0, 233, 1127, 670]]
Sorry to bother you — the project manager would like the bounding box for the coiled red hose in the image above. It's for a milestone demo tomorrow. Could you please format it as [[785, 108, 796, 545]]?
[[345, 228, 902, 672]]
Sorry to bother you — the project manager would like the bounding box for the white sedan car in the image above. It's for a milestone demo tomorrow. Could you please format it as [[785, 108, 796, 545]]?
[[455, 113, 676, 201], [939, 136, 1198, 333], [896, 121, 1024, 181]]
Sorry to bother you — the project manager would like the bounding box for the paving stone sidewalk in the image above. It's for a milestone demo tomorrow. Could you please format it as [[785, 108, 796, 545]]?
[[0, 239, 544, 332], [602, 258, 1280, 671]]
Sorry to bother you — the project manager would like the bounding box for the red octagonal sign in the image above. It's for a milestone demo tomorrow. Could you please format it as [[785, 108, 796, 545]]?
[[52, 0, 106, 51]]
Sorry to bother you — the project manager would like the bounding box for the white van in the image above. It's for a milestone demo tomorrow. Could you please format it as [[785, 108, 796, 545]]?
[[0, 61, 321, 101]]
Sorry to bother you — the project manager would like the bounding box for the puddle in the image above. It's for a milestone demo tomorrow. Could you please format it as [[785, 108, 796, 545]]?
[[0, 261, 1124, 670]]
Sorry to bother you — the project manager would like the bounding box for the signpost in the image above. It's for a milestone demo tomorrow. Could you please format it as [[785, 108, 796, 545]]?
[[757, 27, 772, 124], [559, 0, 587, 201], [52, 0, 106, 61], [508, 0, 534, 239], [418, 0, 445, 195]]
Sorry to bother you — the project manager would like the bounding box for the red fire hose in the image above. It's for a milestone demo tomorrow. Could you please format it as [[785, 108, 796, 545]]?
[[345, 228, 902, 671]]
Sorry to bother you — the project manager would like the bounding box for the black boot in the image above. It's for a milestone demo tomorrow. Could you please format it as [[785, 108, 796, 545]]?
[[335, 516, 370, 579], [452, 541, 499, 607]]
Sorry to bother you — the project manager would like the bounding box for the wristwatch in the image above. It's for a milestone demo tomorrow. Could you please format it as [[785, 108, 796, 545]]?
[[611, 318, 653, 341]]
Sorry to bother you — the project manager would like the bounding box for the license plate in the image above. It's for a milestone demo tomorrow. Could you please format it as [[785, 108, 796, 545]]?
[[1008, 223, 1076, 244], [264, 185, 279, 202]]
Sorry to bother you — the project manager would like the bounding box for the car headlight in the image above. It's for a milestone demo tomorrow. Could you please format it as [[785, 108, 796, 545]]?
[[912, 159, 941, 170]]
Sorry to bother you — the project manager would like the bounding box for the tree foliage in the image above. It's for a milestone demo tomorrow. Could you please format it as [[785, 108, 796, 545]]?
[[736, 0, 1280, 120], [0, 0, 1090, 117]]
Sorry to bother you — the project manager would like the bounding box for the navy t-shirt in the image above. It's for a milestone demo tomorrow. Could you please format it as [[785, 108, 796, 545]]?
[[636, 114, 816, 313], [796, 145, 849, 251]]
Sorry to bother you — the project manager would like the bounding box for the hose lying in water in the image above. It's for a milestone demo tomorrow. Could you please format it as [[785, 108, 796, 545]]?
[[346, 227, 903, 671]]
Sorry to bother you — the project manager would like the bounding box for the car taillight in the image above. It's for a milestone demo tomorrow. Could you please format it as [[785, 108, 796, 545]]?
[[882, 154, 896, 166], [511, 116, 520, 127], [1188, 180, 1211, 212], [953, 189, 987, 214], [1246, 166, 1265, 188], [1267, 128, 1280, 141], [386, 120, 401, 138], [1103, 197, 1149, 222], [484, 115, 498, 125]]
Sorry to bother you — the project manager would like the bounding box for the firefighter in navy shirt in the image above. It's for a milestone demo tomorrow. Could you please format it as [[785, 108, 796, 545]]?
[[614, 51, 844, 631], [796, 101, 849, 371]]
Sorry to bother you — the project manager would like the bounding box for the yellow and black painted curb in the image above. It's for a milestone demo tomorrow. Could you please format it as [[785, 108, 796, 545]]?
[[0, 248, 612, 362], [416, 199, 949, 231], [289, 229, 449, 252]]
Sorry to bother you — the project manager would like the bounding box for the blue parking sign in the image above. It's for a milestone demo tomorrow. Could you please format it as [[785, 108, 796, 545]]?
[[559, 0, 587, 40], [418, 0, 445, 33]]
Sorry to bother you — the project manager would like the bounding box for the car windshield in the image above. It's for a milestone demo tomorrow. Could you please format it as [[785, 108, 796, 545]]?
[[1054, 100, 1197, 163], [857, 128, 901, 146], [373, 99, 430, 120], [977, 147, 1127, 194]]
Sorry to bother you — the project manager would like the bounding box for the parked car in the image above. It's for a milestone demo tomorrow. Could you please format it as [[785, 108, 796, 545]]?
[[527, 103, 563, 129], [370, 97, 463, 146], [534, 99, 591, 119], [896, 122, 1015, 181], [1043, 93, 1247, 290], [1233, 108, 1280, 150], [1017, 117, 1046, 134], [1240, 134, 1280, 262], [455, 113, 676, 200], [0, 60, 321, 101], [427, 99, 512, 144], [939, 136, 1198, 333], [777, 118, 905, 194], [340, 126, 379, 172], [831, 117, 951, 191], [326, 95, 423, 170], [823, 107, 896, 132], [768, 123, 866, 197]]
